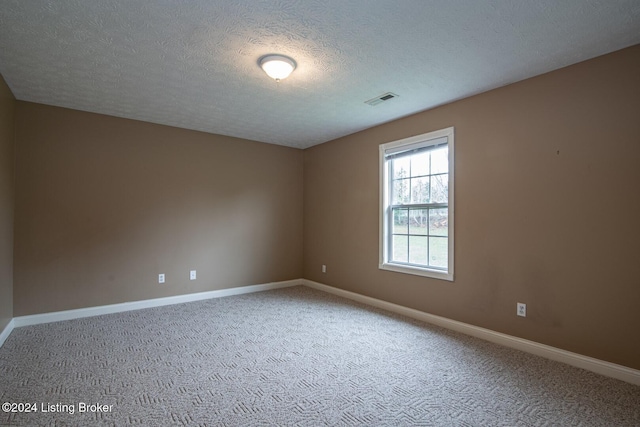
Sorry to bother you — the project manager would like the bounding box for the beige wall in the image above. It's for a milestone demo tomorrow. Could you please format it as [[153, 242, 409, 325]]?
[[0, 74, 15, 331], [14, 102, 303, 316], [303, 45, 640, 369]]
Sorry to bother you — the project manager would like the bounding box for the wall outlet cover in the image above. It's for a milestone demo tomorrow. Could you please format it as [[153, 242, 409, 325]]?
[[517, 302, 526, 317]]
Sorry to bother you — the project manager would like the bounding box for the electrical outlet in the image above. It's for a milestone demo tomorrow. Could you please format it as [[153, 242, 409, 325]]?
[[158, 273, 165, 284], [322, 265, 327, 273], [517, 302, 526, 317], [190, 270, 196, 280]]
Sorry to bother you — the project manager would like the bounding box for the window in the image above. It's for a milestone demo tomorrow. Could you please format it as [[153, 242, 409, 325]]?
[[379, 127, 454, 281]]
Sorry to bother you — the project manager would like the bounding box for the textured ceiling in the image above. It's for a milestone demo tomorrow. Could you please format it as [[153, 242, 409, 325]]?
[[1, 1, 639, 149]]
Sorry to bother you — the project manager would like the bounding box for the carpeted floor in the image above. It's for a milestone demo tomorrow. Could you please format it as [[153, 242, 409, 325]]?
[[0, 285, 638, 426]]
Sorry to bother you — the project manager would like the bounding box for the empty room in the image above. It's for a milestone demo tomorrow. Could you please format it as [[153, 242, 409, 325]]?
[[1, 1, 639, 426]]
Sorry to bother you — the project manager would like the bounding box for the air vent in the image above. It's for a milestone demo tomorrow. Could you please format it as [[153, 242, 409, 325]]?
[[365, 92, 399, 106]]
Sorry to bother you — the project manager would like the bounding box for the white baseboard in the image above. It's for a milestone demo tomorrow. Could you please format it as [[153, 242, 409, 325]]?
[[12, 279, 302, 328], [302, 279, 640, 386], [0, 318, 15, 348]]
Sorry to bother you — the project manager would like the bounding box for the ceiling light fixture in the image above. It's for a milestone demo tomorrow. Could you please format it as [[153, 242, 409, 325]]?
[[259, 55, 296, 82]]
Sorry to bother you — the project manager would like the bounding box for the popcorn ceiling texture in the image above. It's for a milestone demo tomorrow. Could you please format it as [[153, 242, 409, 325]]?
[[0, 0, 639, 148], [1, 287, 639, 426]]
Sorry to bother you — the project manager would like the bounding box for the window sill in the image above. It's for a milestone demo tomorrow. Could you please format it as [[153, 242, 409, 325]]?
[[379, 262, 453, 282]]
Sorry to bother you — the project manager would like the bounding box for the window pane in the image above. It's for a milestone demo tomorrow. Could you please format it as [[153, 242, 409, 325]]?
[[429, 237, 448, 269], [430, 174, 448, 203], [392, 235, 408, 263], [411, 176, 430, 203], [431, 147, 448, 174], [409, 236, 427, 265], [381, 128, 453, 279], [393, 208, 408, 234], [409, 209, 428, 235], [411, 151, 430, 177], [392, 157, 410, 180], [392, 179, 410, 204], [429, 208, 448, 236]]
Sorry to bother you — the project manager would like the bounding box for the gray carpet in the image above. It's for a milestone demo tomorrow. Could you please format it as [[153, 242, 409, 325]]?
[[1, 286, 639, 426]]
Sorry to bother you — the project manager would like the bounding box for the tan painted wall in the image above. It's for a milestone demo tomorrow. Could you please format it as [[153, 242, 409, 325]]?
[[303, 45, 640, 369], [14, 102, 303, 316], [0, 74, 15, 331]]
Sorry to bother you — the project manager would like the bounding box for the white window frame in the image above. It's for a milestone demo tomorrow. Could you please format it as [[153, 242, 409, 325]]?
[[379, 127, 454, 281]]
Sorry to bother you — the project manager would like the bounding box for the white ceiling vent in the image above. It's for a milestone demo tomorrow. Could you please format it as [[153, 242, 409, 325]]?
[[365, 92, 399, 106]]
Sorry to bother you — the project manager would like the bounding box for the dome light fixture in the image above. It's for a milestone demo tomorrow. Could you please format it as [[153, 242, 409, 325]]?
[[259, 55, 296, 82]]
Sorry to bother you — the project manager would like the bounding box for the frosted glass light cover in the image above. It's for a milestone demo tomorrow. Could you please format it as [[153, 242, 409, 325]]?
[[260, 55, 296, 81]]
